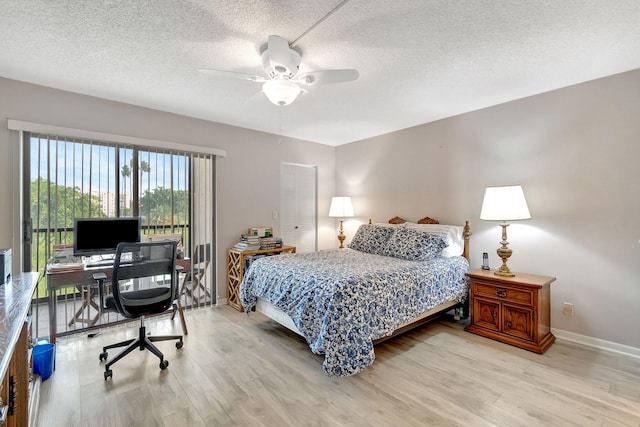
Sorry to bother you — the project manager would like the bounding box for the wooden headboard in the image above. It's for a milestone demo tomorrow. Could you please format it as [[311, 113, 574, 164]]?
[[367, 218, 471, 263]]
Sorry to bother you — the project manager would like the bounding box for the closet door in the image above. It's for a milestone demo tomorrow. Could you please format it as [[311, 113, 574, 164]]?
[[281, 163, 317, 253]]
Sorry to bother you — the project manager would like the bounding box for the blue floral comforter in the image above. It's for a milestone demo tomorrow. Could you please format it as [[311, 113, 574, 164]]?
[[240, 248, 469, 377]]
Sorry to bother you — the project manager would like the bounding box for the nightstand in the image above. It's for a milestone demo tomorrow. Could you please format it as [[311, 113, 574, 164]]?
[[464, 269, 556, 353]]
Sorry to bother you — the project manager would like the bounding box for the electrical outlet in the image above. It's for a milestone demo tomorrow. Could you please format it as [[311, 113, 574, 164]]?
[[562, 302, 574, 317], [272, 210, 278, 220]]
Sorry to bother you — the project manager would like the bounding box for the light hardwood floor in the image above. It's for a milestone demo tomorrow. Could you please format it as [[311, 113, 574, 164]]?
[[36, 306, 640, 426]]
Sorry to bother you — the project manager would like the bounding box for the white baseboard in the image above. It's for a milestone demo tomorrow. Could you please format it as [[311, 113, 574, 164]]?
[[552, 328, 640, 359], [217, 297, 228, 306]]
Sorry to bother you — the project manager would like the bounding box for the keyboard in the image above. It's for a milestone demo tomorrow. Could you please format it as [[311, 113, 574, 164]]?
[[85, 259, 114, 268], [85, 256, 144, 268]]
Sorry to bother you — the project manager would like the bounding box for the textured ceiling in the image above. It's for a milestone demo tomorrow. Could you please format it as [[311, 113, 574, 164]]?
[[1, 0, 639, 146]]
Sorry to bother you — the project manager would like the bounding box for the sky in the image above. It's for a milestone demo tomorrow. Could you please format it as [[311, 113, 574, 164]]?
[[30, 136, 189, 197]]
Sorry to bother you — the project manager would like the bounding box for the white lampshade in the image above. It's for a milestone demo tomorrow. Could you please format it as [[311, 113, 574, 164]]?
[[329, 196, 355, 218], [262, 79, 301, 106], [480, 185, 531, 221]]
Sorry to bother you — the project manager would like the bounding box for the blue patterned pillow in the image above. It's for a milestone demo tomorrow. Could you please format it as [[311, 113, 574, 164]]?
[[380, 228, 448, 261], [347, 224, 395, 254]]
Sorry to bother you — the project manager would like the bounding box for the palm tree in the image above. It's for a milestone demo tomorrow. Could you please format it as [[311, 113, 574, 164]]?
[[139, 160, 150, 186], [120, 164, 131, 214], [137, 159, 151, 225]]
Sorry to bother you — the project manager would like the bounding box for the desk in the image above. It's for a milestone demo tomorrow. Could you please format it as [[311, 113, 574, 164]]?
[[46, 260, 189, 344]]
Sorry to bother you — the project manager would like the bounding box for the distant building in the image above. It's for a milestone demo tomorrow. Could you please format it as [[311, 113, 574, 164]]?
[[91, 190, 129, 216]]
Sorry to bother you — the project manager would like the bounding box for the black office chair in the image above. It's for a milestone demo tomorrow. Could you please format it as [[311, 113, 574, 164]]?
[[93, 241, 184, 380]]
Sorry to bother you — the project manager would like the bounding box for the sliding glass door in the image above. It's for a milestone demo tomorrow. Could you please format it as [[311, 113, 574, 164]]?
[[23, 132, 215, 339]]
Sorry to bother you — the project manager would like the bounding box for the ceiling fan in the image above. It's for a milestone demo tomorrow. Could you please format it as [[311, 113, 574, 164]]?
[[199, 35, 359, 106]]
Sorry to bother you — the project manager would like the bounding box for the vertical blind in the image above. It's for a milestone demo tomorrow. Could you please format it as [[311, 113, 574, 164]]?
[[24, 131, 216, 337]]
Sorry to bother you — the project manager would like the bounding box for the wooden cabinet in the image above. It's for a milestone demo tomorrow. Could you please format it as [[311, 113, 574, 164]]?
[[0, 272, 40, 427], [227, 246, 296, 311], [464, 269, 556, 353]]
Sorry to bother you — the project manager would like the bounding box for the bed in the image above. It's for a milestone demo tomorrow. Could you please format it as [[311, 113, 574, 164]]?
[[240, 218, 471, 377]]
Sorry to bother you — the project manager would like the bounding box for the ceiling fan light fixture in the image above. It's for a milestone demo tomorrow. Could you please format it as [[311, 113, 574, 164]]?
[[262, 79, 301, 106]]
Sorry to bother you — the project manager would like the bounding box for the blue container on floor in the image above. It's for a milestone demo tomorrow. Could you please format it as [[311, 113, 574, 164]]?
[[33, 343, 55, 381]]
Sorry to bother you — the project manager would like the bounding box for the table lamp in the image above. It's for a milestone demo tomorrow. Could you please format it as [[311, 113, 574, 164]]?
[[329, 196, 355, 248], [480, 185, 531, 277]]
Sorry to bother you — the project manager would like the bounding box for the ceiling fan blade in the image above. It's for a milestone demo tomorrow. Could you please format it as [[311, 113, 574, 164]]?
[[295, 69, 359, 86], [198, 68, 266, 83]]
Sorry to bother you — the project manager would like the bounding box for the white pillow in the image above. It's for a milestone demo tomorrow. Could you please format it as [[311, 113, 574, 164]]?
[[405, 223, 464, 257], [373, 222, 407, 228]]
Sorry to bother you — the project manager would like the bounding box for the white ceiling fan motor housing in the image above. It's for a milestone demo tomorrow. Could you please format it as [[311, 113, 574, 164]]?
[[261, 48, 301, 80]]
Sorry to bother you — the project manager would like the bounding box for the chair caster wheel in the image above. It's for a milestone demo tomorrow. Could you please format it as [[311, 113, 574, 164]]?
[[176, 341, 183, 349], [159, 360, 169, 370], [99, 352, 108, 361], [104, 369, 112, 380]]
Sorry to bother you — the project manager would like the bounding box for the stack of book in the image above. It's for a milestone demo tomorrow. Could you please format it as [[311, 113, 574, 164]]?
[[259, 237, 276, 250], [50, 243, 78, 263], [259, 236, 283, 250], [47, 262, 84, 273], [47, 243, 84, 272], [232, 234, 261, 251]]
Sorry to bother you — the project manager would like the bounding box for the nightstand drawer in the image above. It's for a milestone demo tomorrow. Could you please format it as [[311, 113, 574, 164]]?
[[473, 280, 533, 305]]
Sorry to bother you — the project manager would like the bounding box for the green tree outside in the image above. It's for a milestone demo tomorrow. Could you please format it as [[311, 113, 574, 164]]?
[[140, 187, 189, 226], [31, 177, 105, 298]]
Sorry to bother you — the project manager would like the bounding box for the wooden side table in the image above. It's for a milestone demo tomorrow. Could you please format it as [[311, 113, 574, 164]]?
[[227, 245, 296, 311], [464, 269, 556, 353]]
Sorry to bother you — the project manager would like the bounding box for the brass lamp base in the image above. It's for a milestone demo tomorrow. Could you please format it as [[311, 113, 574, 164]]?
[[337, 219, 346, 249], [495, 222, 516, 277], [495, 269, 515, 277]]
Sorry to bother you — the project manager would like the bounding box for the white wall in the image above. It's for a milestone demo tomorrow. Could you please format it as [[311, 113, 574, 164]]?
[[2, 70, 638, 351], [0, 77, 335, 303], [336, 69, 640, 350]]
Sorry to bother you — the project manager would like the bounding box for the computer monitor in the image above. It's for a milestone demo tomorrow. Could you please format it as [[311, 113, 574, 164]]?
[[73, 217, 141, 256]]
